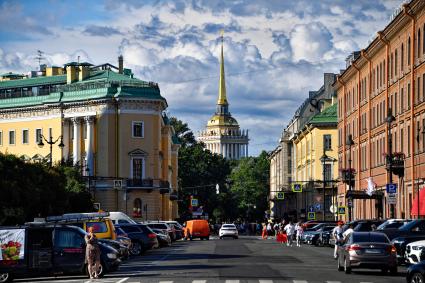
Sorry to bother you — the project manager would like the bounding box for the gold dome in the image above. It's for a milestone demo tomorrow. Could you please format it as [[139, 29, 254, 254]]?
[[207, 114, 239, 127]]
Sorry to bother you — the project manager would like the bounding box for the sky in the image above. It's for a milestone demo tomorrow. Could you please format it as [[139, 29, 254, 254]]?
[[0, 0, 406, 156]]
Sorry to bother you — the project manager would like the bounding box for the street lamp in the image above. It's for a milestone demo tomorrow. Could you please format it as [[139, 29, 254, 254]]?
[[346, 134, 355, 222], [386, 108, 396, 218], [37, 134, 65, 167], [320, 151, 329, 221]]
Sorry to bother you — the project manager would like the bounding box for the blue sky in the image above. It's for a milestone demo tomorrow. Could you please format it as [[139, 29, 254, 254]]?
[[0, 0, 404, 156]]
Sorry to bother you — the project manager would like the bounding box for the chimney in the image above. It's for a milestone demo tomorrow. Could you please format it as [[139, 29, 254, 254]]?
[[66, 66, 78, 84], [118, 55, 124, 74]]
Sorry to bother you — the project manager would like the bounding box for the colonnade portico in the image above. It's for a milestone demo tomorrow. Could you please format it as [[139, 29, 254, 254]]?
[[205, 141, 249, 160], [65, 115, 96, 175]]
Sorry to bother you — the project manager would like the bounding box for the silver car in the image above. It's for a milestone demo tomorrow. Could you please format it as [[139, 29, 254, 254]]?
[[337, 232, 397, 275]]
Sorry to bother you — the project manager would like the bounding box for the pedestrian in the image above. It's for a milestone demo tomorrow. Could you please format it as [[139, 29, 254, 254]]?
[[85, 227, 101, 279], [343, 224, 354, 241], [284, 221, 295, 247], [273, 222, 279, 237], [262, 223, 268, 239], [371, 224, 377, 231], [266, 222, 273, 237], [256, 222, 261, 235], [295, 221, 304, 247], [332, 221, 344, 259]]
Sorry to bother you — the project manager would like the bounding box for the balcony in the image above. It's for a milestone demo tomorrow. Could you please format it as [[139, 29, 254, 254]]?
[[385, 153, 405, 177], [340, 168, 356, 186], [127, 178, 154, 188], [126, 179, 170, 193]]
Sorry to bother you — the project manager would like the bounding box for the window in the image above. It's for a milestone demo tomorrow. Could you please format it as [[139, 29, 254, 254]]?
[[22, 129, 29, 144], [49, 128, 52, 139], [401, 88, 404, 111], [408, 37, 411, 66], [54, 229, 84, 248], [419, 28, 422, 58], [132, 121, 144, 138], [324, 164, 332, 182], [0, 131, 2, 146], [132, 158, 145, 180], [9, 130, 15, 145], [395, 49, 398, 77], [408, 83, 411, 108], [418, 76, 421, 104], [85, 222, 108, 233], [401, 43, 404, 71], [133, 198, 142, 217], [35, 128, 42, 144]]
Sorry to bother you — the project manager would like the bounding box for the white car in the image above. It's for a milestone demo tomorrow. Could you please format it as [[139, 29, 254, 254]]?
[[406, 240, 425, 264], [219, 224, 238, 239]]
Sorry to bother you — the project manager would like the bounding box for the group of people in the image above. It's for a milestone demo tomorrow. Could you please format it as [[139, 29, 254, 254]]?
[[331, 222, 354, 259], [261, 220, 304, 247]]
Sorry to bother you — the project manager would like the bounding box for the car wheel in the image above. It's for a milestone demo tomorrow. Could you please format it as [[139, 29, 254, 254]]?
[[337, 257, 343, 271], [220, 236, 223, 239], [130, 242, 142, 255], [411, 272, 425, 283], [234, 236, 238, 239], [344, 257, 351, 274], [0, 273, 12, 283], [389, 267, 398, 276], [206, 236, 210, 240]]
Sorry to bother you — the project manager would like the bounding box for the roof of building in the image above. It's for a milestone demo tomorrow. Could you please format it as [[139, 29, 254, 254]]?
[[207, 114, 239, 127], [309, 103, 337, 126], [0, 69, 166, 109]]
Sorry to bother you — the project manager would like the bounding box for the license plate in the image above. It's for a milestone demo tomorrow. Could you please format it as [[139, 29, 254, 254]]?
[[365, 249, 382, 254]]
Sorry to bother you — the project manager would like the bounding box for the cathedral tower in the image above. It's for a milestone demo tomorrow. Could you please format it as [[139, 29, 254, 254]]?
[[197, 33, 249, 159]]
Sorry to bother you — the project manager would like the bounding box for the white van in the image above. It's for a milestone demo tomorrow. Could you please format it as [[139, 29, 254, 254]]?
[[108, 212, 137, 224]]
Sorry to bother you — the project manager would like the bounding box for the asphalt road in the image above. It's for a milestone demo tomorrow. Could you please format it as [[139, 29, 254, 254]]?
[[17, 236, 407, 283]]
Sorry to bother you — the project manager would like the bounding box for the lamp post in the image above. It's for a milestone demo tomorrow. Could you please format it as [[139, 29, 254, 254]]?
[[346, 134, 355, 222], [386, 108, 396, 219], [37, 134, 65, 167], [320, 150, 328, 221]]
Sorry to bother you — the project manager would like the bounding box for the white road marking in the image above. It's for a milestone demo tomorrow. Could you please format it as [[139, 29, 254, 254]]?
[[293, 281, 308, 283], [326, 281, 341, 283], [225, 281, 240, 283], [192, 281, 207, 283], [116, 278, 129, 283], [159, 281, 174, 283], [259, 280, 274, 283]]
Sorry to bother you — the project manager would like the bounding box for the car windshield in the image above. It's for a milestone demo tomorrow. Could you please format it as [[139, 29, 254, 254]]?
[[377, 221, 407, 230], [399, 220, 419, 231], [222, 224, 236, 228], [323, 226, 334, 231], [352, 233, 389, 243]]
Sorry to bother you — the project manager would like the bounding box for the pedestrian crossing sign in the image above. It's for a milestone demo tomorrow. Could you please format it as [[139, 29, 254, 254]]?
[[292, 183, 303, 192], [276, 192, 285, 200], [337, 206, 346, 215], [307, 212, 316, 220]]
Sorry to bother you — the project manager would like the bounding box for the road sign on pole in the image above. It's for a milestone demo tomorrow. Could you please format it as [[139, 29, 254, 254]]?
[[191, 198, 199, 207], [276, 192, 285, 200], [292, 183, 303, 192], [337, 206, 346, 215], [386, 183, 397, 194], [387, 193, 397, 204], [307, 212, 316, 220], [113, 180, 122, 189], [347, 198, 353, 208]]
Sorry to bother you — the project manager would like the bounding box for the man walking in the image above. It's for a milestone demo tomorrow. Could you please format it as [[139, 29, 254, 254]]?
[[284, 221, 295, 247], [332, 222, 343, 259]]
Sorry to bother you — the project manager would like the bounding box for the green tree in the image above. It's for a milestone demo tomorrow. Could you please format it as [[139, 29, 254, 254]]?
[[229, 151, 270, 222], [0, 153, 93, 225]]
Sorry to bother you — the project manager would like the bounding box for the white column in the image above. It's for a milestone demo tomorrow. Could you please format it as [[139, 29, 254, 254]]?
[[85, 116, 94, 176], [229, 143, 233, 159], [72, 117, 81, 165], [221, 144, 224, 156], [237, 144, 240, 160], [224, 144, 228, 159], [245, 144, 248, 157], [62, 120, 69, 161]]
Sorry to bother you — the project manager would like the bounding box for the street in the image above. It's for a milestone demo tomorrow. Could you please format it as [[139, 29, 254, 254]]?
[[17, 236, 407, 283]]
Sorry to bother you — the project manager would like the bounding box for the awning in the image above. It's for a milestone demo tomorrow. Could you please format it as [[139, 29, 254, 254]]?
[[411, 187, 425, 216]]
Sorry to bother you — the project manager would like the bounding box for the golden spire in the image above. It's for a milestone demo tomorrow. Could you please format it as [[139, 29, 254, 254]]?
[[217, 29, 228, 105]]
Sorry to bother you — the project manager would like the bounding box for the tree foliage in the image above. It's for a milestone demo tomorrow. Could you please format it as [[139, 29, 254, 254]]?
[[228, 151, 270, 221], [0, 153, 93, 225]]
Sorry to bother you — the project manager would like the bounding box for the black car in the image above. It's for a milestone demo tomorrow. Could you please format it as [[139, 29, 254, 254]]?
[[406, 260, 425, 283], [115, 224, 159, 255], [353, 220, 384, 232], [304, 226, 334, 245], [98, 239, 129, 260], [146, 222, 176, 241], [0, 224, 120, 282], [316, 225, 336, 246], [379, 220, 425, 240]]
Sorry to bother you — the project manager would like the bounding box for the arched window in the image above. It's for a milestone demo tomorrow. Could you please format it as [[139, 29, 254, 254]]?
[[133, 198, 142, 217], [408, 37, 411, 65]]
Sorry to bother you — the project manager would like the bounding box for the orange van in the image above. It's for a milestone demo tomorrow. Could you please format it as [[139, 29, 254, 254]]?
[[184, 220, 210, 240]]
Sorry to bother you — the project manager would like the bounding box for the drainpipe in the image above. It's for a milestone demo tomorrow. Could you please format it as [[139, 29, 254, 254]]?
[[362, 49, 374, 218], [352, 62, 361, 219], [404, 3, 416, 218]]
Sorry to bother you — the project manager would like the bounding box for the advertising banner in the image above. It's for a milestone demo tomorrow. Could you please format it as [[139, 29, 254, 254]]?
[[0, 229, 25, 261]]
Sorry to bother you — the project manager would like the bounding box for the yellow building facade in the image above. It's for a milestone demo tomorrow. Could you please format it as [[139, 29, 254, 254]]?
[[0, 59, 180, 221], [293, 103, 338, 220]]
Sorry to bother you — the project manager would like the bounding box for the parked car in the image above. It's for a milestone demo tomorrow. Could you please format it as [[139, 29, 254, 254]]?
[[405, 239, 425, 264], [377, 219, 411, 231], [302, 223, 328, 243], [336, 232, 397, 275], [146, 222, 175, 241], [108, 212, 138, 225], [152, 228, 172, 247], [379, 219, 425, 240], [0, 224, 120, 282], [161, 221, 184, 240], [353, 220, 384, 232], [219, 224, 239, 239], [392, 235, 425, 264], [115, 224, 159, 255], [315, 225, 336, 246], [98, 239, 129, 260], [406, 260, 425, 283], [304, 226, 334, 246], [184, 220, 210, 240]]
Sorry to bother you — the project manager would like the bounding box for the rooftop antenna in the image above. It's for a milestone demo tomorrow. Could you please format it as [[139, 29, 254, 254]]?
[[35, 50, 45, 66]]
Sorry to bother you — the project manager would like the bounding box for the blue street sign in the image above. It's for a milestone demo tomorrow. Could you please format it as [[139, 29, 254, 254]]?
[[315, 203, 321, 211], [292, 183, 303, 192], [338, 206, 346, 215], [386, 183, 397, 194], [308, 206, 315, 212]]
